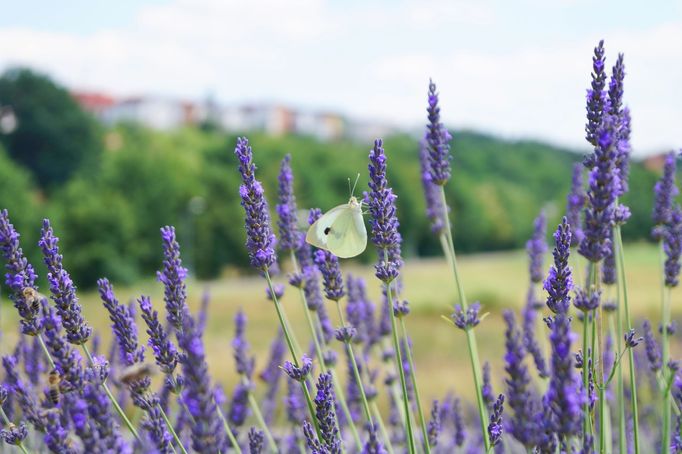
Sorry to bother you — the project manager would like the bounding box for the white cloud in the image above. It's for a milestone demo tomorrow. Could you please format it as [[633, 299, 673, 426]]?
[[0, 0, 680, 154]]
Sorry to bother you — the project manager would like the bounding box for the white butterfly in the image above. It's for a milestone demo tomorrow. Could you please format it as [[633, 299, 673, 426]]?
[[305, 176, 367, 258]]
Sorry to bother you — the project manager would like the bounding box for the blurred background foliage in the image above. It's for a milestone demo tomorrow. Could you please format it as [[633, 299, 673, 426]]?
[[0, 69, 661, 287]]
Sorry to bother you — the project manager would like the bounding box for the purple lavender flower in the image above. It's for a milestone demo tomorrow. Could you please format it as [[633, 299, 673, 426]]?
[[283, 355, 313, 382], [302, 420, 324, 453], [425, 80, 452, 185], [545, 218, 573, 314], [428, 400, 441, 447], [503, 310, 539, 448], [142, 400, 174, 454], [232, 309, 255, 378], [573, 287, 600, 313], [585, 40, 607, 146], [526, 211, 547, 284], [419, 140, 447, 234], [259, 330, 284, 423], [42, 307, 85, 392], [335, 326, 356, 343], [276, 154, 300, 252], [314, 371, 342, 454], [82, 364, 129, 452], [157, 226, 189, 331], [248, 427, 264, 454], [138, 296, 178, 376], [362, 424, 387, 454], [313, 249, 345, 301], [368, 139, 402, 283], [285, 377, 306, 425], [98, 279, 144, 366], [228, 382, 251, 428], [566, 163, 586, 247], [452, 302, 481, 330], [0, 209, 41, 335], [522, 291, 548, 378], [602, 233, 616, 285], [487, 394, 504, 447], [44, 409, 76, 454], [653, 152, 679, 239], [607, 53, 625, 118], [664, 205, 682, 287], [0, 422, 28, 446], [482, 362, 494, 409], [643, 320, 662, 372], [39, 219, 92, 345], [624, 329, 643, 348], [2, 355, 44, 432], [235, 137, 277, 270], [176, 314, 226, 453], [579, 115, 620, 262]]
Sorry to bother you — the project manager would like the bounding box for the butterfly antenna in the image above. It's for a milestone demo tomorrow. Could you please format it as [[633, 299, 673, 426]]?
[[350, 173, 360, 197]]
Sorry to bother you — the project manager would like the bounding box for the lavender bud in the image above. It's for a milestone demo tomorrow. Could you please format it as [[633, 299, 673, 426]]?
[[392, 300, 410, 318], [314, 249, 345, 301], [157, 226, 189, 331], [248, 427, 265, 454], [566, 163, 586, 246], [526, 211, 547, 284], [487, 394, 505, 447], [545, 218, 573, 314], [624, 329, 643, 348], [265, 283, 285, 301], [335, 326, 356, 343], [643, 320, 662, 372], [314, 371, 342, 453], [276, 154, 300, 252], [664, 205, 682, 287], [425, 80, 452, 185], [585, 40, 607, 146], [653, 152, 679, 238], [428, 400, 441, 447], [98, 278, 144, 366], [283, 356, 313, 382], [452, 302, 481, 330], [573, 287, 600, 313], [138, 296, 178, 376], [0, 422, 28, 445]]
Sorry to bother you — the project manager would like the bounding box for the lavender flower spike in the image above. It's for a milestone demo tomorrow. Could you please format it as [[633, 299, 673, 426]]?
[[425, 79, 452, 185], [313, 249, 345, 302], [579, 114, 620, 262], [585, 40, 607, 146], [0, 209, 41, 335], [39, 219, 92, 345], [544, 217, 573, 314], [653, 152, 679, 240], [664, 205, 682, 287], [526, 211, 547, 284], [368, 139, 401, 283], [419, 140, 447, 235], [158, 225, 189, 331], [487, 394, 504, 447], [566, 163, 586, 247], [138, 296, 178, 376], [98, 278, 145, 366], [276, 153, 300, 252], [235, 137, 277, 270], [314, 372, 342, 454]]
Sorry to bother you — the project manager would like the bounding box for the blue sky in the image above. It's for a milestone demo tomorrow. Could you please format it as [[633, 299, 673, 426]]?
[[1, 0, 681, 154]]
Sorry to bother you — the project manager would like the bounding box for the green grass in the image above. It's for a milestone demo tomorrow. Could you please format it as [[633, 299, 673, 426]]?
[[1, 242, 678, 412]]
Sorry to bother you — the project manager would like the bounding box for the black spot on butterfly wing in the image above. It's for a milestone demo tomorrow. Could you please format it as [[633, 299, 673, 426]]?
[[324, 227, 331, 235]]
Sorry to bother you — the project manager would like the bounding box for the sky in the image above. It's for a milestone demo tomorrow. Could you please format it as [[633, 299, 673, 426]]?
[[1, 0, 681, 155]]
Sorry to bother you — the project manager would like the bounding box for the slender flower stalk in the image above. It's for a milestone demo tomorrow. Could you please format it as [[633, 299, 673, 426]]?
[[368, 138, 422, 454], [425, 80, 491, 451]]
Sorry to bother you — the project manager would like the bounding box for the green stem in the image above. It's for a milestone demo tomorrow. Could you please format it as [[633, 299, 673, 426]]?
[[582, 273, 591, 438], [614, 235, 627, 454], [0, 407, 31, 454], [614, 225, 639, 454], [592, 264, 607, 454], [386, 272, 417, 454], [36, 334, 56, 370], [263, 268, 322, 440], [159, 405, 189, 454], [215, 401, 243, 454], [438, 186, 491, 452], [289, 250, 363, 450], [661, 240, 672, 454], [372, 401, 395, 454], [81, 344, 141, 442], [399, 317, 431, 454]]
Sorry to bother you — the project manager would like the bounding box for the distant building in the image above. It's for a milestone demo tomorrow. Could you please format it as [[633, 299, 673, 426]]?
[[643, 153, 667, 172], [71, 91, 116, 117], [101, 96, 191, 130]]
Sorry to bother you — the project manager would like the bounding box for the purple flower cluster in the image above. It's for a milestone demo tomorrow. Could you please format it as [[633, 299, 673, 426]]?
[[526, 211, 547, 284], [566, 163, 586, 247], [425, 80, 452, 185], [544, 218, 573, 314], [585, 40, 606, 146], [235, 137, 277, 270], [157, 225, 189, 330], [276, 154, 300, 252]]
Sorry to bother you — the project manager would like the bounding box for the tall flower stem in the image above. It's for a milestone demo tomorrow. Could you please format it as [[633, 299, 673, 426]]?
[[614, 225, 639, 453], [582, 304, 591, 438], [385, 264, 417, 454], [660, 240, 672, 454], [0, 407, 30, 454], [263, 269, 322, 440], [80, 343, 141, 442], [614, 236, 627, 454], [36, 335, 56, 370], [438, 187, 491, 452], [289, 251, 363, 450], [215, 402, 243, 454], [159, 405, 189, 454], [334, 302, 374, 430], [371, 401, 395, 454], [593, 264, 608, 454], [399, 318, 431, 454]]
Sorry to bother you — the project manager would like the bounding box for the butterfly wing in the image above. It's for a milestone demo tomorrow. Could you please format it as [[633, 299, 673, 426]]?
[[326, 205, 367, 258], [305, 204, 349, 250]]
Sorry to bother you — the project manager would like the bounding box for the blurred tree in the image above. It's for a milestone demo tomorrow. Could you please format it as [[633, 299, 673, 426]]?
[[0, 68, 102, 189]]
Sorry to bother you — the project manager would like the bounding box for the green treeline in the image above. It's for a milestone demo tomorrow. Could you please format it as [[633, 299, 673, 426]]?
[[0, 69, 661, 287]]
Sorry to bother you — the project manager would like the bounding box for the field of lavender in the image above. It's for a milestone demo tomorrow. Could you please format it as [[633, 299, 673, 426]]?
[[1, 40, 681, 454]]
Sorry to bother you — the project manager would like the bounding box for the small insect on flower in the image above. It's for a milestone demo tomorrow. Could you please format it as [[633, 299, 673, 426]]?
[[22, 287, 41, 314], [47, 369, 61, 405], [119, 363, 156, 385], [306, 174, 367, 258]]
